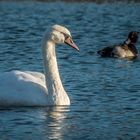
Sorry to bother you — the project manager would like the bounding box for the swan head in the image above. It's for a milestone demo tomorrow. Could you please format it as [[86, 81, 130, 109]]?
[[50, 24, 79, 51]]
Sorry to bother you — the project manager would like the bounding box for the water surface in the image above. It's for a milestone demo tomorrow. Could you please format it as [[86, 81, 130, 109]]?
[[0, 1, 140, 140]]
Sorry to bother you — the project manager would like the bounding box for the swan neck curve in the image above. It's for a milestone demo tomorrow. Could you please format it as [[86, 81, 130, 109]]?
[[42, 37, 70, 105]]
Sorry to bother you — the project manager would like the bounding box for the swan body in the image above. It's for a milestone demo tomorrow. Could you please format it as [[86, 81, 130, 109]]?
[[0, 25, 79, 107], [0, 71, 48, 106], [97, 31, 139, 59]]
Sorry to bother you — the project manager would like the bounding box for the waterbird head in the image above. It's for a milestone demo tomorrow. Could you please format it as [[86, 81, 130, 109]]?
[[50, 24, 79, 51], [128, 31, 139, 44]]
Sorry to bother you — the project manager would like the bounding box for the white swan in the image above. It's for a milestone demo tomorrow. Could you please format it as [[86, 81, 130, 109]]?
[[0, 25, 79, 107]]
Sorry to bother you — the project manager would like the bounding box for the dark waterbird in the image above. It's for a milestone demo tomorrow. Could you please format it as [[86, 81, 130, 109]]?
[[97, 31, 139, 59]]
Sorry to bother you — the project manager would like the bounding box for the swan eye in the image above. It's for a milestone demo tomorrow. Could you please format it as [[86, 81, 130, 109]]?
[[63, 33, 70, 40]]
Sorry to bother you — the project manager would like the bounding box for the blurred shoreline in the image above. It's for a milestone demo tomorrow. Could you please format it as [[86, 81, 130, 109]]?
[[0, 0, 140, 3]]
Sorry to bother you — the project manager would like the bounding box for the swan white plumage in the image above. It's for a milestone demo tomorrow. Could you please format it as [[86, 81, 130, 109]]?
[[0, 25, 79, 107]]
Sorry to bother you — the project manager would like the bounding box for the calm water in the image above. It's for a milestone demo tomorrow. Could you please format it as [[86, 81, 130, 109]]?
[[0, 1, 140, 140]]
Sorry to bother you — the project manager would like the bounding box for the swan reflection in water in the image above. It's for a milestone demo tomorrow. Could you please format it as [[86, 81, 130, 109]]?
[[46, 106, 70, 140], [0, 106, 70, 140]]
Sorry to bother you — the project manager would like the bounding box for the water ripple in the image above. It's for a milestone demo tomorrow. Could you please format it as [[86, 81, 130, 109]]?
[[0, 1, 140, 140]]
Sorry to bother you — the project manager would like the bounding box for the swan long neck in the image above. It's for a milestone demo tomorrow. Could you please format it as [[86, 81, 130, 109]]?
[[42, 36, 70, 105], [43, 40, 64, 93]]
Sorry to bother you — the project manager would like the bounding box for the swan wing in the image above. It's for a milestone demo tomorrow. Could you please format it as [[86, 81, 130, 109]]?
[[0, 70, 48, 106]]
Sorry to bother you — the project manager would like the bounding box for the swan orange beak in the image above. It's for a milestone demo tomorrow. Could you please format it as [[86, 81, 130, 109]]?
[[65, 37, 79, 51]]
